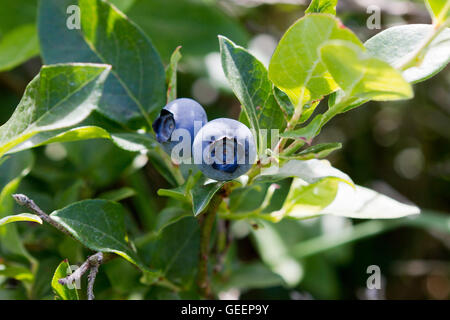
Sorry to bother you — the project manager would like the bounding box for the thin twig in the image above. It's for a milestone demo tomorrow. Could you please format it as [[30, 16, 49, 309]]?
[[86, 253, 103, 300], [13, 194, 74, 239], [13, 193, 113, 300]]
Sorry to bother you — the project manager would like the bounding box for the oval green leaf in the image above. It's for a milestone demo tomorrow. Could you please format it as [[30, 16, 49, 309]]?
[[365, 24, 450, 83]]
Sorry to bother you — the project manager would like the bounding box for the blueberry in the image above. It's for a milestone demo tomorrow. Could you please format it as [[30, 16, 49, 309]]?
[[152, 98, 207, 155], [193, 118, 257, 181]]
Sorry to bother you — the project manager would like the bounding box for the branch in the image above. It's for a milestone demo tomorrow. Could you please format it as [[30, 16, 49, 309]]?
[[13, 193, 114, 300], [57, 252, 104, 300], [13, 194, 74, 239]]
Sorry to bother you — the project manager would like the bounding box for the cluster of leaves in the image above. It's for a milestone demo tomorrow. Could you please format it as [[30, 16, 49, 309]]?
[[0, 0, 449, 299]]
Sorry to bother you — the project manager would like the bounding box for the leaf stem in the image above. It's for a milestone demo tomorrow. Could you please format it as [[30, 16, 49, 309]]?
[[13, 194, 74, 239], [197, 194, 221, 298], [281, 139, 306, 156]]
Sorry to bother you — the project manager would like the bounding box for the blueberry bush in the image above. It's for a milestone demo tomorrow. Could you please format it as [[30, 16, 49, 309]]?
[[0, 0, 449, 300]]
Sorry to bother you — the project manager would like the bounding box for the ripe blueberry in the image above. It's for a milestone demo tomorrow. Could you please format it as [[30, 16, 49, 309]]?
[[152, 98, 207, 155], [193, 118, 257, 181]]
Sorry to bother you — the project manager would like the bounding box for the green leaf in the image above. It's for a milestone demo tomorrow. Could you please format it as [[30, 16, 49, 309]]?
[[51, 260, 79, 300], [320, 40, 413, 101], [0, 263, 34, 283], [425, 0, 450, 24], [277, 180, 419, 221], [109, 0, 136, 12], [251, 220, 303, 286], [0, 151, 34, 191], [38, 0, 166, 128], [277, 177, 341, 220], [60, 139, 137, 190], [126, 0, 248, 59], [158, 185, 190, 203], [191, 177, 225, 216], [0, 213, 42, 227], [7, 126, 110, 154], [0, 2, 37, 36], [0, 63, 111, 158], [228, 183, 270, 213], [138, 217, 200, 289], [283, 142, 342, 160], [290, 219, 402, 260], [0, 1, 39, 71], [268, 14, 363, 107], [305, 0, 338, 15], [406, 210, 450, 234], [98, 187, 136, 202], [158, 172, 203, 204], [319, 183, 420, 219], [8, 114, 157, 155], [158, 172, 225, 216], [0, 151, 36, 265], [166, 46, 182, 103], [256, 159, 353, 186], [50, 199, 150, 272], [280, 114, 323, 142], [289, 210, 450, 260], [365, 24, 450, 83], [154, 207, 191, 235], [219, 36, 285, 154], [273, 86, 294, 121], [0, 24, 39, 72]]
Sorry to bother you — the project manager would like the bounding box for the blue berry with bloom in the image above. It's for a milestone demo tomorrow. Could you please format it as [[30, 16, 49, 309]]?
[[193, 118, 257, 181], [152, 98, 207, 155]]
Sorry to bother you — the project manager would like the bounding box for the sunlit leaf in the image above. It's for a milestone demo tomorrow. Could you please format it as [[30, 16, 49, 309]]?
[[320, 183, 420, 219], [320, 40, 413, 101], [256, 159, 353, 186], [278, 177, 341, 220], [0, 213, 42, 227], [365, 24, 450, 83], [425, 0, 450, 24], [305, 0, 338, 15], [269, 14, 363, 107]]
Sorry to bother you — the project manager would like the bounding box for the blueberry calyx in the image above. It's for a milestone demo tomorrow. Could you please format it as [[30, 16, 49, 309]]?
[[152, 109, 175, 143], [211, 137, 239, 173]]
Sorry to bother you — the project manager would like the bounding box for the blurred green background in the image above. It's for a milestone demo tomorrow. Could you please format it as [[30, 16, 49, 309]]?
[[0, 0, 449, 299]]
